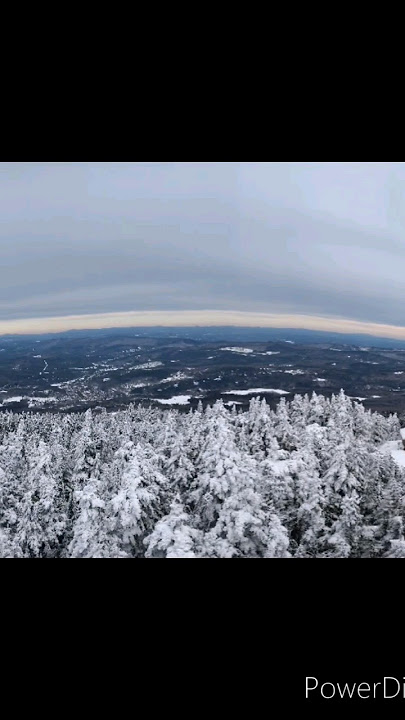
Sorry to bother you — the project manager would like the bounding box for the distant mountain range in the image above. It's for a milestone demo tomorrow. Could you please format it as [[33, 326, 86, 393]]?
[[3, 325, 405, 349]]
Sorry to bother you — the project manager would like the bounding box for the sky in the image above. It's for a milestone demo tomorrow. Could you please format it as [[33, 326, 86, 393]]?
[[1, 161, 405, 336]]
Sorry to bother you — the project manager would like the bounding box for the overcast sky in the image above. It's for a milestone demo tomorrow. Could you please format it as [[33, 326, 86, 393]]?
[[1, 161, 405, 335]]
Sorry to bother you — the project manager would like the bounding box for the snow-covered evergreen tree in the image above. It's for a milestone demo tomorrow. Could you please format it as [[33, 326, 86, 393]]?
[[107, 442, 169, 557], [0, 391, 405, 557], [144, 496, 200, 558]]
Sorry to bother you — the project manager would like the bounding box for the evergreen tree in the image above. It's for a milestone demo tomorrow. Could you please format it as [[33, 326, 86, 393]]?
[[108, 443, 169, 557], [0, 389, 404, 558], [145, 497, 200, 558]]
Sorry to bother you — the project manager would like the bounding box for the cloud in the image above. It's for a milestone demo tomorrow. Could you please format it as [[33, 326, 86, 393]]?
[[1, 162, 405, 331]]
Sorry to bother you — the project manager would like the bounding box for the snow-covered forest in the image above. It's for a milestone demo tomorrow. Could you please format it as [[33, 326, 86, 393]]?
[[1, 390, 405, 558]]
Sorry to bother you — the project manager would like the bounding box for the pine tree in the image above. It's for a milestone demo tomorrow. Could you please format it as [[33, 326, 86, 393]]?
[[144, 496, 200, 558], [69, 464, 120, 558], [274, 397, 298, 451], [292, 448, 326, 558], [108, 442, 169, 557]]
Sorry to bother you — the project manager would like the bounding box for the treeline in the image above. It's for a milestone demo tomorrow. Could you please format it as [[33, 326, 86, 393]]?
[[0, 390, 404, 558]]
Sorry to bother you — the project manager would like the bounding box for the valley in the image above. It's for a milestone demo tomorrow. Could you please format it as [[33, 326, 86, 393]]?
[[1, 328, 405, 414]]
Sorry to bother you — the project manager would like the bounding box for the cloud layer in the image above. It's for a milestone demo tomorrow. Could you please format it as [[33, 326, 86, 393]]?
[[1, 162, 405, 333]]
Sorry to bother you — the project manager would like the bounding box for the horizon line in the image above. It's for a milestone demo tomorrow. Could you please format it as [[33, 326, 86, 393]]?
[[2, 309, 405, 341]]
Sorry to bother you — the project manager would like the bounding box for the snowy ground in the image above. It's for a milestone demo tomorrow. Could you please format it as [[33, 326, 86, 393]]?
[[0, 395, 58, 408], [153, 395, 191, 405], [220, 347, 254, 354], [222, 388, 289, 397], [380, 440, 405, 468]]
